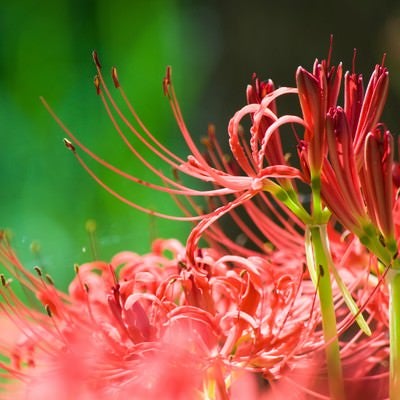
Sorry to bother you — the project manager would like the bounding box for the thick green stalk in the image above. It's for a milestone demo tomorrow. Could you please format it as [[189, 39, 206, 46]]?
[[271, 176, 345, 398], [311, 176, 323, 222], [307, 225, 345, 400], [389, 268, 400, 400]]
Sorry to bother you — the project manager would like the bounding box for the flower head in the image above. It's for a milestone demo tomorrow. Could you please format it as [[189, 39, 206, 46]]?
[[4, 46, 398, 399], [0, 232, 323, 399], [296, 48, 343, 175]]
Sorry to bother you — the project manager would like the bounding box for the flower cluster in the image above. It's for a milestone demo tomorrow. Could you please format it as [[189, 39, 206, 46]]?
[[0, 224, 390, 399], [1, 46, 399, 399]]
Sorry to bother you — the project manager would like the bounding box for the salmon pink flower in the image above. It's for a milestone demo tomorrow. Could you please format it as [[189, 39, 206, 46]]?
[[4, 45, 399, 400], [0, 232, 318, 399], [0, 223, 391, 399], [0, 235, 205, 400], [43, 53, 309, 271]]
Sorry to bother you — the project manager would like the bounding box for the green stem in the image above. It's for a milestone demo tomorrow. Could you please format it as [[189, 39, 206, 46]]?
[[307, 225, 345, 400], [311, 175, 322, 222], [389, 268, 400, 400], [274, 186, 312, 224]]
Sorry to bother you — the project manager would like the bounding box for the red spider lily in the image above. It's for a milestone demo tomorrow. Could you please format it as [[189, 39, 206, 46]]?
[[0, 224, 390, 399], [0, 233, 321, 399], [323, 106, 370, 235], [299, 56, 395, 256], [42, 53, 304, 272], [227, 53, 392, 252], [38, 48, 393, 266], [362, 127, 395, 242], [296, 51, 342, 175], [45, 54, 300, 216], [246, 75, 288, 173], [352, 62, 389, 168], [4, 48, 396, 399]]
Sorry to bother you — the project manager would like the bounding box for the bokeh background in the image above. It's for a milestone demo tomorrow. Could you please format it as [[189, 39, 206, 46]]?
[[2, 0, 400, 289]]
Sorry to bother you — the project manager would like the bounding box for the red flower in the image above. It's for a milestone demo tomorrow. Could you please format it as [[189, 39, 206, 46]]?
[[362, 127, 395, 242], [296, 54, 342, 174], [8, 48, 394, 399], [0, 224, 391, 399], [42, 53, 307, 270]]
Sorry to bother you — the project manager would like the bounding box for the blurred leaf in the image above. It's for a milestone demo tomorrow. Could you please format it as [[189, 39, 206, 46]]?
[[1, 0, 216, 289]]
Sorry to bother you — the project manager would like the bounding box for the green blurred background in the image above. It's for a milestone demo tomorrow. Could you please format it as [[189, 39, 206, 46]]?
[[2, 0, 400, 289]]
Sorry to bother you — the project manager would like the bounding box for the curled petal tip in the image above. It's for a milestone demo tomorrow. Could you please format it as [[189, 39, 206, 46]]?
[[63, 138, 76, 152]]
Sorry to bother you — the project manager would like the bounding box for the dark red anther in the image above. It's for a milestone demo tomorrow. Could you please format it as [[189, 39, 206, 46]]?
[[94, 75, 101, 95], [163, 66, 172, 96], [92, 50, 101, 69], [177, 260, 187, 270], [45, 274, 54, 285], [63, 138, 76, 152], [111, 67, 120, 88], [45, 304, 53, 318], [207, 124, 216, 140]]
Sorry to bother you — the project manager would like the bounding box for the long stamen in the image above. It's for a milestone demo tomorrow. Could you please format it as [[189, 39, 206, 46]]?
[[43, 101, 236, 198]]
